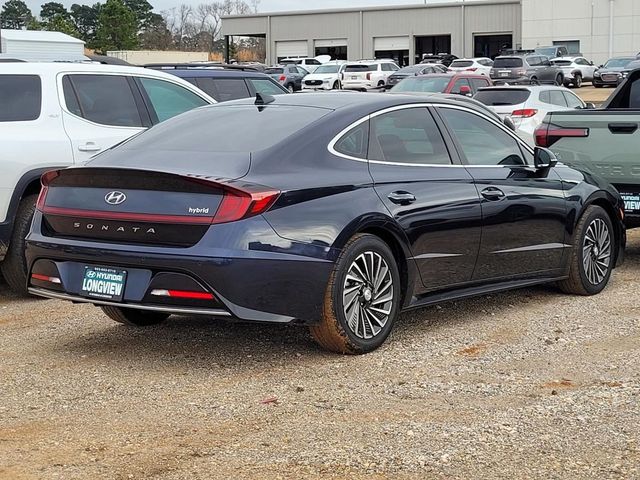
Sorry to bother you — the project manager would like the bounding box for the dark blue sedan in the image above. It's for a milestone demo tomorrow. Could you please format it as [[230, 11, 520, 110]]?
[[27, 93, 625, 354]]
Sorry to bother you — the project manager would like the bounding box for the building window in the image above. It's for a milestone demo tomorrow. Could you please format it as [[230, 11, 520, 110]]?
[[553, 40, 580, 55]]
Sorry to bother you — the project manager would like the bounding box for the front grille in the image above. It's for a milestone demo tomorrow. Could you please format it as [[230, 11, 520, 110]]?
[[602, 74, 619, 82], [305, 80, 323, 86]]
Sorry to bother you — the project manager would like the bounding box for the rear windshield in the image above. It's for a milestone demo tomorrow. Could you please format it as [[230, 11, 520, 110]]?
[[314, 65, 340, 74], [450, 60, 474, 68], [265, 68, 284, 74], [551, 60, 572, 66], [390, 76, 450, 93], [121, 105, 331, 153], [493, 57, 524, 68], [345, 64, 373, 72], [0, 74, 42, 122], [604, 58, 635, 68], [474, 89, 531, 106], [396, 65, 424, 74]]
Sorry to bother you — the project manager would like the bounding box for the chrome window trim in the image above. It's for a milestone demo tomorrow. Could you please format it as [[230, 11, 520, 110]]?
[[327, 102, 535, 168]]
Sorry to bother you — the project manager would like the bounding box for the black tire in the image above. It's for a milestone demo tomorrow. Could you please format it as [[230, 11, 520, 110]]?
[[332, 81, 340, 90], [558, 205, 615, 296], [554, 74, 563, 86], [530, 77, 540, 86], [1, 194, 37, 296], [377, 80, 385, 88], [100, 306, 169, 327], [309, 234, 401, 354], [573, 74, 583, 88], [594, 83, 603, 88]]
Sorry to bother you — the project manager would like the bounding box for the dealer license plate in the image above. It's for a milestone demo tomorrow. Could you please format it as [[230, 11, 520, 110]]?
[[81, 266, 127, 301], [621, 193, 640, 213]]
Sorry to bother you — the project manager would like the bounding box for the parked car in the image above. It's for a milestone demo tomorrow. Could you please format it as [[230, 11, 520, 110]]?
[[0, 62, 215, 295], [619, 60, 640, 82], [26, 93, 625, 354], [536, 68, 640, 227], [265, 65, 309, 92], [302, 61, 347, 90], [550, 56, 597, 87], [475, 85, 588, 146], [490, 54, 564, 86], [534, 45, 569, 59], [161, 68, 288, 101], [390, 73, 491, 96], [385, 64, 447, 89], [280, 57, 326, 73], [420, 53, 458, 67], [448, 58, 494, 76], [341, 60, 399, 90], [593, 57, 636, 87]]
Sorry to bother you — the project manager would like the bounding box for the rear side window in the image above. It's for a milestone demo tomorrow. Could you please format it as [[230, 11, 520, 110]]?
[[0, 75, 41, 122], [248, 78, 287, 96], [63, 74, 142, 127], [334, 121, 369, 159], [493, 57, 523, 68], [369, 108, 450, 165], [451, 78, 471, 94], [139, 77, 208, 122], [474, 89, 531, 106], [470, 78, 490, 90], [195, 78, 249, 102]]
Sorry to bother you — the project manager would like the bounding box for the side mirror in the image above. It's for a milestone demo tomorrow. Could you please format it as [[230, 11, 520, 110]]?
[[534, 147, 558, 169], [458, 85, 472, 96]]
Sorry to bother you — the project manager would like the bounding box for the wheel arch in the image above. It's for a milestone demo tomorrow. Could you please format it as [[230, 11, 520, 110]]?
[[580, 192, 625, 266]]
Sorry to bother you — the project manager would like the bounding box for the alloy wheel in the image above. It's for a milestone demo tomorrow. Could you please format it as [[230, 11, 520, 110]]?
[[342, 251, 394, 340], [582, 218, 612, 285], [575, 75, 582, 88]]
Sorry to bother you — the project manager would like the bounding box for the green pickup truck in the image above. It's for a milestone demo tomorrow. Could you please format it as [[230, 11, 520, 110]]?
[[536, 70, 640, 227]]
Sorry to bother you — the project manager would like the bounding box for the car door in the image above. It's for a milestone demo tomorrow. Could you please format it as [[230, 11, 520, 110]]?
[[60, 73, 150, 163], [436, 105, 568, 281], [367, 106, 482, 292], [294, 67, 308, 89], [539, 57, 557, 82]]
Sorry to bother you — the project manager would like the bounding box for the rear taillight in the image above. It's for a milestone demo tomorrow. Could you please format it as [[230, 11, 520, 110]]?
[[511, 109, 538, 118], [150, 289, 215, 300], [366, 72, 371, 81], [534, 124, 589, 148], [278, 75, 286, 82], [36, 170, 60, 211], [212, 184, 280, 224]]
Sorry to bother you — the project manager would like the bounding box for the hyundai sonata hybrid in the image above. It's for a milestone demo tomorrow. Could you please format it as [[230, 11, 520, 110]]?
[[26, 93, 625, 354]]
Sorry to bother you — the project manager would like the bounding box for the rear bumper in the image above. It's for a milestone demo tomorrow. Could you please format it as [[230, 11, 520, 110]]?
[[343, 81, 372, 90], [25, 213, 335, 324], [492, 75, 531, 85]]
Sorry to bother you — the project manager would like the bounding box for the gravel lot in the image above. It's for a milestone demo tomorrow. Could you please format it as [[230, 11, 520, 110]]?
[[1, 231, 639, 479]]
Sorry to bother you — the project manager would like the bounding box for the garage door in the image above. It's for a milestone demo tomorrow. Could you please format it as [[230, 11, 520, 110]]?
[[276, 41, 308, 59], [374, 36, 409, 51], [315, 38, 347, 48]]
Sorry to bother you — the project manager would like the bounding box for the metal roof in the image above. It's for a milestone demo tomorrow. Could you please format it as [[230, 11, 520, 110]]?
[[0, 29, 84, 44]]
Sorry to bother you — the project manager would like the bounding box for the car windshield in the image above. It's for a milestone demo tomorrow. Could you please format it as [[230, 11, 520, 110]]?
[[451, 60, 474, 68], [122, 105, 331, 153], [493, 57, 524, 68], [535, 47, 558, 57], [604, 58, 635, 68], [474, 89, 531, 106], [314, 65, 340, 74], [265, 68, 284, 74], [551, 60, 573, 66], [345, 64, 373, 72], [390, 76, 450, 93], [626, 60, 640, 70]]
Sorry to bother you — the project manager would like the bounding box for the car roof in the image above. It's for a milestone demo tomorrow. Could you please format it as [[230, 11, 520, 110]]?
[[165, 69, 269, 79], [477, 85, 570, 92], [0, 61, 183, 78]]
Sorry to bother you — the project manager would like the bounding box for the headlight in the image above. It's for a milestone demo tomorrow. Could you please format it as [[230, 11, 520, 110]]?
[[594, 71, 601, 77]]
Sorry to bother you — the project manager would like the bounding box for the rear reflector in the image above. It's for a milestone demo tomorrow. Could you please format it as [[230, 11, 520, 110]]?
[[535, 124, 589, 148], [150, 289, 215, 300], [31, 273, 61, 284], [511, 109, 538, 118]]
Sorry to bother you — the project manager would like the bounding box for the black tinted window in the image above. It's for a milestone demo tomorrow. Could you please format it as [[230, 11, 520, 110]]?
[[212, 78, 250, 101], [0, 75, 41, 122], [65, 75, 142, 127], [334, 121, 369, 159], [493, 57, 523, 68], [345, 65, 372, 72], [439, 107, 526, 166], [369, 108, 450, 165], [475, 89, 531, 106]]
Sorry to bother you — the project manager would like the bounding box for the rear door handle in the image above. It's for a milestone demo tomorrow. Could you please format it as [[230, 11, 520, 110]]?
[[388, 191, 416, 205], [608, 122, 638, 134], [78, 142, 101, 152], [481, 187, 506, 200]]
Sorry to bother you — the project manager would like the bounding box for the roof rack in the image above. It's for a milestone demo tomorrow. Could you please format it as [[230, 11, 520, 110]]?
[[143, 62, 260, 71]]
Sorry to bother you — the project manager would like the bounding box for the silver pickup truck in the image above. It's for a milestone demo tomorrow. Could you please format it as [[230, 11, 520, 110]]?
[[535, 70, 640, 227]]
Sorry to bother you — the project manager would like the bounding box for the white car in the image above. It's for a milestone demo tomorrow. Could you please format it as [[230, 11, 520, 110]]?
[[341, 60, 400, 90], [448, 57, 494, 76], [0, 62, 215, 294], [474, 85, 587, 146], [302, 61, 347, 90], [550, 56, 597, 88], [280, 57, 326, 73]]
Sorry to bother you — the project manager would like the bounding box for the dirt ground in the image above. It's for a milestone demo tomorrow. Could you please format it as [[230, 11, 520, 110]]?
[[0, 231, 639, 479], [575, 84, 616, 104]]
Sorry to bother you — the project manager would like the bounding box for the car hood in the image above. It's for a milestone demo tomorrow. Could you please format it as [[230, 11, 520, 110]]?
[[304, 73, 337, 80]]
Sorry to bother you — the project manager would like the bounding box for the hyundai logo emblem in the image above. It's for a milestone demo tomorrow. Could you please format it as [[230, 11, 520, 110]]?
[[104, 191, 127, 205]]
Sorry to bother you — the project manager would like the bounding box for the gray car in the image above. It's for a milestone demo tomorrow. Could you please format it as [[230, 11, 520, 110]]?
[[385, 64, 447, 89], [265, 65, 309, 92], [490, 54, 564, 86]]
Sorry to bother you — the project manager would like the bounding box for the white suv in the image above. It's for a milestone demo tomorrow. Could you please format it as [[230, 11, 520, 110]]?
[[0, 62, 214, 294], [341, 60, 400, 90], [302, 61, 347, 90]]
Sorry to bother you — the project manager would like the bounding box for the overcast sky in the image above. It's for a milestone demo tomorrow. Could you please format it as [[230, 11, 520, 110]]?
[[21, 0, 446, 16]]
